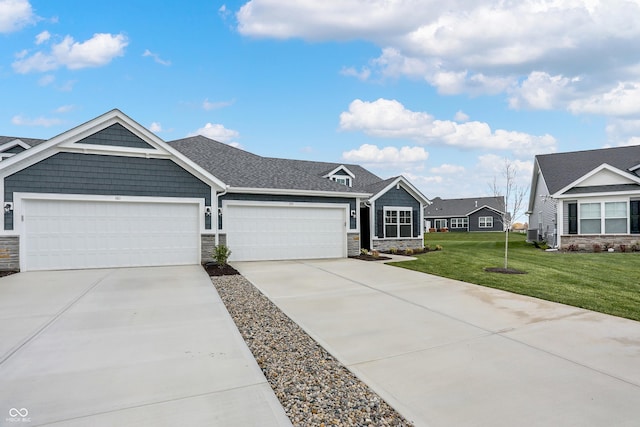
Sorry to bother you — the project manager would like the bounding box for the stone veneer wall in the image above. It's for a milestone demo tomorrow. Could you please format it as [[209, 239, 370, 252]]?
[[347, 232, 360, 256], [372, 238, 423, 252], [0, 236, 19, 271], [201, 234, 216, 263], [561, 235, 640, 251]]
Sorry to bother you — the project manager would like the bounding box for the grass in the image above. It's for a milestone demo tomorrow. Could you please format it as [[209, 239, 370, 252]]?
[[390, 232, 640, 322]]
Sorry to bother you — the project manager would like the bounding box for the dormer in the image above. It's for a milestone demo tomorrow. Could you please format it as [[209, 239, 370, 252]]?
[[0, 139, 32, 161], [323, 165, 355, 187]]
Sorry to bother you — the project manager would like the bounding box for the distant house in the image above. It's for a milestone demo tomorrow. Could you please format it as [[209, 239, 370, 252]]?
[[527, 145, 640, 249], [424, 196, 505, 232]]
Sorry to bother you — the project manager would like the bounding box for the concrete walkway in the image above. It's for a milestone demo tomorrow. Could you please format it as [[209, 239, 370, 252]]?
[[234, 258, 640, 427], [0, 266, 290, 427]]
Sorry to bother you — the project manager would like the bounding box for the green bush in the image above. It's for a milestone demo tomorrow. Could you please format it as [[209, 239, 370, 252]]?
[[213, 244, 232, 268]]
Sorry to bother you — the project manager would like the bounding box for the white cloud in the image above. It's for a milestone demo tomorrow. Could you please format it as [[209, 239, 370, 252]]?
[[13, 33, 128, 73], [143, 49, 171, 66], [0, 0, 34, 33], [35, 30, 50, 45], [38, 74, 54, 86], [339, 98, 557, 157], [203, 98, 234, 110], [54, 104, 74, 113], [340, 66, 371, 81], [454, 110, 469, 122], [11, 114, 62, 127], [149, 122, 163, 133], [430, 163, 465, 174], [188, 123, 240, 144], [235, 1, 640, 116], [342, 143, 428, 167]]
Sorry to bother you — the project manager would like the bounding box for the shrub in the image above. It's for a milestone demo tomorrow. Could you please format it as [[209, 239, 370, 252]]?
[[405, 248, 414, 255], [424, 244, 431, 251], [371, 250, 380, 258], [361, 248, 369, 256], [631, 244, 640, 252], [603, 242, 613, 251], [213, 244, 232, 268], [389, 247, 398, 254], [619, 244, 627, 253], [435, 245, 443, 251], [592, 243, 602, 253], [566, 244, 579, 252]]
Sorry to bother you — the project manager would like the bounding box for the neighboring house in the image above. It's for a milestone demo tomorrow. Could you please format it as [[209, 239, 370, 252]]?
[[527, 145, 640, 249], [0, 109, 429, 271], [424, 196, 505, 232]]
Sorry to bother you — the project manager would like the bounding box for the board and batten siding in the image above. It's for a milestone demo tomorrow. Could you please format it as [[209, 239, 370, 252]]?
[[374, 186, 421, 238], [4, 152, 212, 230]]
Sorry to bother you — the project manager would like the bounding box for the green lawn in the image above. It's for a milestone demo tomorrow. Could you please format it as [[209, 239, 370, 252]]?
[[389, 232, 640, 321]]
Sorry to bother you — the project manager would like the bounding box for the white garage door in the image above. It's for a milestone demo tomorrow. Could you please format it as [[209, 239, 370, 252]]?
[[22, 199, 200, 271], [225, 204, 347, 261]]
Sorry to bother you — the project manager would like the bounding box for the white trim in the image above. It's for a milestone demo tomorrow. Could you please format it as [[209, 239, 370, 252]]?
[[383, 205, 413, 239], [0, 139, 31, 153], [227, 186, 370, 198], [14, 193, 205, 271], [552, 163, 640, 197], [323, 165, 355, 179], [221, 200, 350, 259], [0, 109, 226, 191], [467, 204, 504, 216], [60, 144, 173, 159], [478, 216, 494, 228], [369, 176, 430, 205]]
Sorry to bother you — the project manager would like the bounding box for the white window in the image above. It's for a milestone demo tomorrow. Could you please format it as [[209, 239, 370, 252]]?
[[434, 218, 447, 229], [580, 203, 601, 234], [605, 202, 627, 233], [450, 218, 468, 228], [479, 216, 493, 228], [579, 201, 628, 234], [385, 208, 412, 238], [331, 176, 352, 187]]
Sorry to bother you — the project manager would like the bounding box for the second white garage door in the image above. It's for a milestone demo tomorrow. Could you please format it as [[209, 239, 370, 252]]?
[[225, 203, 347, 261], [22, 198, 201, 271]]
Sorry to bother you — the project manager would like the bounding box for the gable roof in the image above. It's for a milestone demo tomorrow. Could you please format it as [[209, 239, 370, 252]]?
[[168, 135, 374, 195], [425, 196, 504, 217], [0, 136, 47, 148], [536, 145, 640, 195]]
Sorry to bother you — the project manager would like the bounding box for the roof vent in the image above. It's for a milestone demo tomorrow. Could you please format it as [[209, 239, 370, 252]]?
[[475, 200, 478, 208]]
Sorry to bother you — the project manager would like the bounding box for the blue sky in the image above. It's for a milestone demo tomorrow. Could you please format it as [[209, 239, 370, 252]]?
[[2, 0, 639, 199]]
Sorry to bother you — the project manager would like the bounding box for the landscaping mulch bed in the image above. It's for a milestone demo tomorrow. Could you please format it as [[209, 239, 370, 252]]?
[[484, 267, 526, 274], [349, 254, 392, 261], [0, 270, 18, 278], [202, 262, 240, 276]]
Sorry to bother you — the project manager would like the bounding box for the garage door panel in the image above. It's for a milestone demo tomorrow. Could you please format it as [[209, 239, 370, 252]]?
[[226, 204, 346, 262], [23, 199, 200, 271]]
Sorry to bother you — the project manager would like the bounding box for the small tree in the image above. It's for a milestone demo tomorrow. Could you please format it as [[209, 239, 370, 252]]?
[[490, 159, 526, 270], [212, 244, 232, 269]]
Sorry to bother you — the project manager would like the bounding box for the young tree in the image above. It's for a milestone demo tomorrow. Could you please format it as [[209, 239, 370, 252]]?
[[490, 159, 527, 270]]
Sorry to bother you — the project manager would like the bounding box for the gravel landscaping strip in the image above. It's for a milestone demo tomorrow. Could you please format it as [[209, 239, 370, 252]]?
[[212, 274, 413, 427]]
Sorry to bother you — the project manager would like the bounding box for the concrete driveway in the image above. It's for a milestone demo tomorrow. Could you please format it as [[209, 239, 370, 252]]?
[[0, 266, 290, 427], [234, 258, 640, 427]]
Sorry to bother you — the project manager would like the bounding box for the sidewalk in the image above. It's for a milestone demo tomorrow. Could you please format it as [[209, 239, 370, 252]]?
[[234, 258, 640, 427]]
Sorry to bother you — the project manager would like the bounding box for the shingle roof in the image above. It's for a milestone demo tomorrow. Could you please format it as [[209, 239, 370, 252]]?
[[425, 196, 504, 217], [168, 135, 380, 193], [537, 145, 640, 194]]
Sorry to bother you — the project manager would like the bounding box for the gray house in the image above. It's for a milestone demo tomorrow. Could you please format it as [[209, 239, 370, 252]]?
[[424, 196, 505, 232], [0, 109, 429, 271], [527, 145, 640, 249]]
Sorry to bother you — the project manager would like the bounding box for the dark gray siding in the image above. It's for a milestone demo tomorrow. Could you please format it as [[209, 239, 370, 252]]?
[[469, 208, 503, 232], [374, 187, 421, 238], [4, 145, 27, 154], [219, 193, 357, 229], [4, 152, 211, 230], [77, 123, 154, 149]]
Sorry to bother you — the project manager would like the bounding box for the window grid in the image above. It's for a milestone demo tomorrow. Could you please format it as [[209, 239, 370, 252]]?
[[479, 216, 493, 228]]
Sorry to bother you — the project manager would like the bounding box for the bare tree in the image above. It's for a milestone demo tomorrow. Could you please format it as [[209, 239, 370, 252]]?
[[490, 158, 527, 270]]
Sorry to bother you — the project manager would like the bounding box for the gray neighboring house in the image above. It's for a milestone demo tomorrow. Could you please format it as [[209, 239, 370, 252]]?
[[0, 109, 429, 271], [424, 196, 505, 232], [527, 145, 640, 249]]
